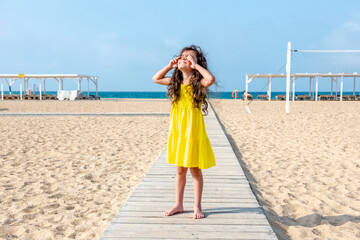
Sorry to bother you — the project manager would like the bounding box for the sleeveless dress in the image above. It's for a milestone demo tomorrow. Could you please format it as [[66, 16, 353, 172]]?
[[167, 84, 216, 169]]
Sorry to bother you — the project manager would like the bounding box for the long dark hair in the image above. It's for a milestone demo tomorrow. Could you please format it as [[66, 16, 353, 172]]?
[[166, 45, 212, 116]]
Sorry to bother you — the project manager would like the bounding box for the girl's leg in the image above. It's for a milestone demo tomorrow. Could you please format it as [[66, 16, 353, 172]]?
[[164, 166, 188, 216], [190, 167, 204, 219]]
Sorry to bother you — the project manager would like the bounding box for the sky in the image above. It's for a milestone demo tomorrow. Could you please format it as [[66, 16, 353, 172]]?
[[1, 0, 360, 92]]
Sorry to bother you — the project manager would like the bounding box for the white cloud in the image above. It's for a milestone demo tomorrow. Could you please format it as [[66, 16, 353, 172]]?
[[323, 19, 360, 49]]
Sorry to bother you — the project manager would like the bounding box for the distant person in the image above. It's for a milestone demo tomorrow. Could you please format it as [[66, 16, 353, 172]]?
[[242, 90, 253, 100], [152, 45, 216, 219]]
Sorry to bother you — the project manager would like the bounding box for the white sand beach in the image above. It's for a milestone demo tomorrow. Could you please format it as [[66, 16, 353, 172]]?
[[0, 98, 170, 113], [0, 100, 170, 239], [0, 99, 359, 239], [210, 99, 360, 240]]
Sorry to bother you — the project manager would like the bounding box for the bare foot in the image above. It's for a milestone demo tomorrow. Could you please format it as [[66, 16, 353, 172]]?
[[193, 206, 204, 219], [164, 204, 184, 216]]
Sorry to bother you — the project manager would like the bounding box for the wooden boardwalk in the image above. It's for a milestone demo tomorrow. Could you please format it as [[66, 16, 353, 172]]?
[[99, 103, 278, 240]]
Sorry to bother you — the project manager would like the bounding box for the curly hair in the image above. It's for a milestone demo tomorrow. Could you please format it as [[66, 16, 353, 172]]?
[[166, 45, 212, 116]]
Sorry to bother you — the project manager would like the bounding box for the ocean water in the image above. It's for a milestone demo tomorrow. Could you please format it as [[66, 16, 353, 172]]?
[[1, 91, 358, 100]]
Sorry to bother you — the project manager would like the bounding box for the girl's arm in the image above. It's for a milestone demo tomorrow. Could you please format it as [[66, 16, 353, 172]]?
[[152, 57, 180, 85], [187, 56, 215, 87]]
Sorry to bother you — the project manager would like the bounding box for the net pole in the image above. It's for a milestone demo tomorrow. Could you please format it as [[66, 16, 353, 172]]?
[[286, 42, 291, 113]]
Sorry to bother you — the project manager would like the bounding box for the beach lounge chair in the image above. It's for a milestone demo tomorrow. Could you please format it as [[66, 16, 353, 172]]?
[[89, 94, 100, 100], [241, 94, 253, 100], [348, 95, 356, 101], [6, 95, 20, 100], [80, 95, 89, 100], [42, 94, 57, 100], [318, 95, 336, 101], [337, 95, 350, 101], [275, 95, 287, 100], [257, 94, 269, 100], [295, 95, 311, 100]]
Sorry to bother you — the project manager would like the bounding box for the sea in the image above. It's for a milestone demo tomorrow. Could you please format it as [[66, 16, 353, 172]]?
[[1, 91, 358, 100]]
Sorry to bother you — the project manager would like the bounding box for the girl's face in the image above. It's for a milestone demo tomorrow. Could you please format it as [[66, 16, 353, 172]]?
[[178, 50, 197, 70]]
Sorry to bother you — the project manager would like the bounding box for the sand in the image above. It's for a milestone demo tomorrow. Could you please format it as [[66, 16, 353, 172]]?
[[0, 100, 171, 239], [210, 99, 360, 240], [1, 99, 359, 239], [0, 98, 170, 112]]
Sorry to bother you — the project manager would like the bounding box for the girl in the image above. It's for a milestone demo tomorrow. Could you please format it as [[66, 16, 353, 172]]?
[[152, 45, 216, 219]]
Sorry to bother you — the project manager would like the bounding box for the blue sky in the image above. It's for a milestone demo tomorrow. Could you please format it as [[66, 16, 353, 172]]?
[[1, 0, 360, 92]]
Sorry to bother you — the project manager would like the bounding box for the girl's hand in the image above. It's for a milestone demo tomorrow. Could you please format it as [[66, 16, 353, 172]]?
[[169, 57, 181, 69], [186, 55, 197, 69]]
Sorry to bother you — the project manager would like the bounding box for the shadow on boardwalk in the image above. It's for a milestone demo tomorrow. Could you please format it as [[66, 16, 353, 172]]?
[[211, 107, 291, 240], [212, 104, 360, 240]]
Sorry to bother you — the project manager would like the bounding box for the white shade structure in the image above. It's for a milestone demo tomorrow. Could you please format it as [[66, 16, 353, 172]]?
[[0, 74, 98, 100], [245, 72, 359, 102], [246, 42, 360, 113]]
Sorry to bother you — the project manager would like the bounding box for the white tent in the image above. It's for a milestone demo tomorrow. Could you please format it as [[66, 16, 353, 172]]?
[[0, 74, 98, 100], [245, 72, 359, 102]]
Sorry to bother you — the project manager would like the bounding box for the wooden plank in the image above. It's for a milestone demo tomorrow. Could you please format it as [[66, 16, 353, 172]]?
[[126, 196, 258, 203], [131, 188, 256, 196], [141, 179, 249, 184], [120, 202, 261, 211], [104, 223, 274, 232], [129, 191, 256, 199], [99, 103, 278, 240], [100, 231, 277, 239], [136, 182, 252, 188], [113, 210, 267, 219], [143, 175, 246, 180]]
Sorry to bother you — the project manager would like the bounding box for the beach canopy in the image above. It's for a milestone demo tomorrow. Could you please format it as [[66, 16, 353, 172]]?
[[0, 74, 98, 100], [245, 72, 360, 102]]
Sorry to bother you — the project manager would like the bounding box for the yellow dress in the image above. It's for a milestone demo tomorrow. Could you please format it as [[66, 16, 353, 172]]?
[[167, 84, 216, 169]]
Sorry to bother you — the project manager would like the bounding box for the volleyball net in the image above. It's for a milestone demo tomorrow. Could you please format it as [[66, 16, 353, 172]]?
[[291, 49, 360, 74], [245, 42, 360, 113]]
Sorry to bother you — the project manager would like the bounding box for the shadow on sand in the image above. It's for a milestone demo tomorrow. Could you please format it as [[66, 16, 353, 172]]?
[[210, 102, 360, 240]]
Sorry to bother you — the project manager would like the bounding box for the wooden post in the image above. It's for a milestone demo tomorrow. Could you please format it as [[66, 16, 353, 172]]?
[[245, 74, 248, 100], [96, 77, 98, 97], [315, 75, 318, 101], [336, 77, 338, 100], [331, 77, 333, 95], [354, 77, 356, 96], [20, 78, 23, 100], [267, 76, 271, 101], [292, 76, 295, 101], [39, 78, 42, 101], [340, 75, 343, 101], [286, 42, 291, 113], [1, 78, 3, 100]]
